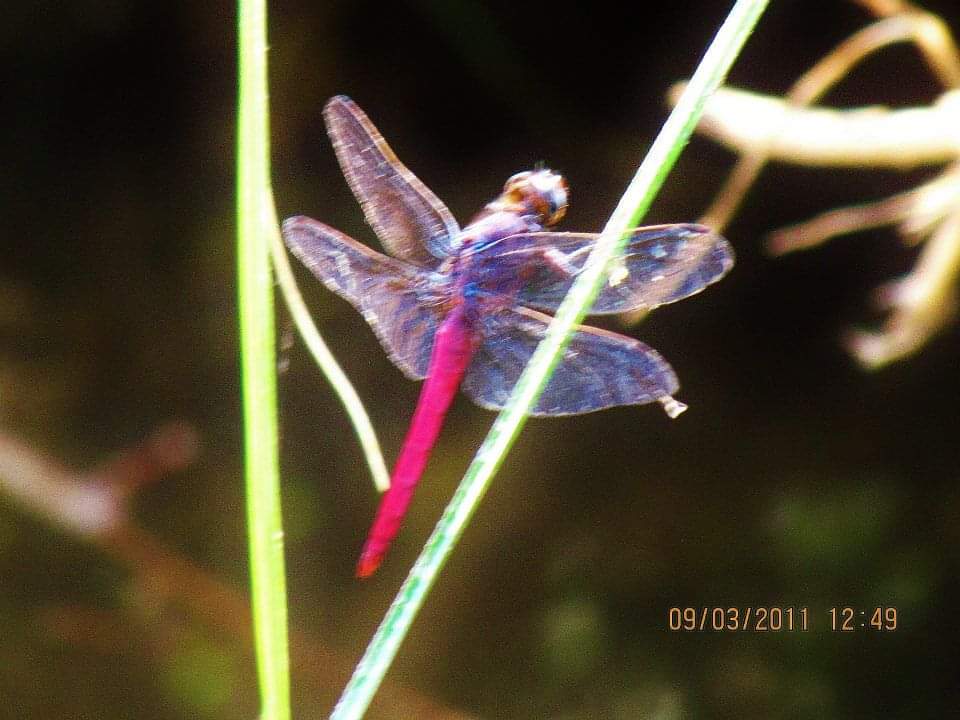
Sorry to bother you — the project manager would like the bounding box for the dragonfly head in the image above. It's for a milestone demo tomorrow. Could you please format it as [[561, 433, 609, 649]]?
[[500, 169, 569, 226]]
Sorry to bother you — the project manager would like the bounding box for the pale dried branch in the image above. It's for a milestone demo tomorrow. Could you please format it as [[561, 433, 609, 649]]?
[[672, 1, 960, 368], [768, 162, 960, 253], [698, 8, 960, 230], [846, 205, 960, 366], [677, 85, 960, 169], [766, 190, 918, 254], [854, 0, 960, 86]]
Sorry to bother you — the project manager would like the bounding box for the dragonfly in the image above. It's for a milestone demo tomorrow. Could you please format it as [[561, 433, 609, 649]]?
[[283, 96, 733, 577]]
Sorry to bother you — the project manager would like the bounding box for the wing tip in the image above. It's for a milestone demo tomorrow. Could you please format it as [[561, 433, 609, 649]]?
[[659, 395, 688, 419], [677, 223, 736, 267], [281, 215, 311, 233], [324, 94, 354, 113], [683, 224, 736, 275], [714, 234, 736, 274]]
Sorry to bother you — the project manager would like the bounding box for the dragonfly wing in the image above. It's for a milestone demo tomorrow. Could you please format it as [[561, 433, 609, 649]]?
[[283, 216, 445, 379], [461, 305, 678, 416], [471, 225, 732, 314], [324, 96, 461, 265]]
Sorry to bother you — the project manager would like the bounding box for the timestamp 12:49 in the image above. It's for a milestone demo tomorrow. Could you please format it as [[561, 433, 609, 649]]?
[[830, 607, 898, 631], [667, 607, 899, 631]]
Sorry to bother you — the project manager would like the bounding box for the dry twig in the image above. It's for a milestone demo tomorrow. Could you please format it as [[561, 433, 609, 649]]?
[[677, 0, 960, 367]]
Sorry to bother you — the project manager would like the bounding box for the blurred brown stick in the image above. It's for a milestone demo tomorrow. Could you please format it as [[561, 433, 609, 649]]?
[[0, 424, 474, 719]]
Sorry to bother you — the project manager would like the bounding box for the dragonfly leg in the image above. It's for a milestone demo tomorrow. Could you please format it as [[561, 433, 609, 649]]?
[[541, 245, 635, 290], [541, 247, 580, 277]]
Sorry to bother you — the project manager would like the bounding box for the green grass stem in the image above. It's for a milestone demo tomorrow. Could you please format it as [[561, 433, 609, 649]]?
[[237, 1, 291, 719], [270, 234, 391, 492]]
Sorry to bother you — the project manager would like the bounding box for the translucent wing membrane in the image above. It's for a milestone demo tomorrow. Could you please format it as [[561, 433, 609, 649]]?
[[282, 216, 444, 379], [470, 224, 733, 314], [462, 305, 679, 416], [324, 96, 461, 265]]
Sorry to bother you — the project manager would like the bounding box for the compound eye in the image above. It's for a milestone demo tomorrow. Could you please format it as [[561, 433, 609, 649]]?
[[504, 171, 532, 192], [544, 176, 569, 224]]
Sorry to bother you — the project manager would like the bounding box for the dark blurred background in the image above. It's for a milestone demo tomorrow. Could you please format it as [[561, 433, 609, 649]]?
[[2, 1, 959, 718]]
